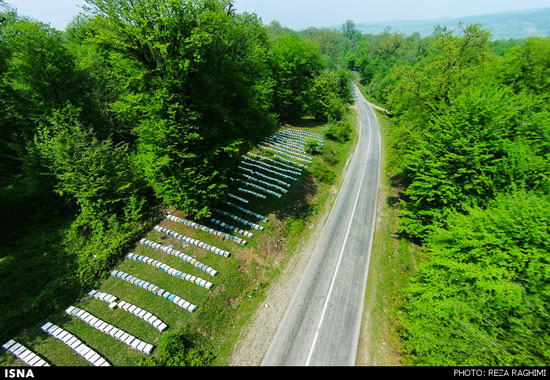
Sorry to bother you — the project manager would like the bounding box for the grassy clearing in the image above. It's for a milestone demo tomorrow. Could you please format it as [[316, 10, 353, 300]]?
[[356, 107, 421, 366], [0, 108, 358, 367]]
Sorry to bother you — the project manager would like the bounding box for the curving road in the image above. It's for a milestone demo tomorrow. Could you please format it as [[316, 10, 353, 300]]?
[[261, 84, 381, 366]]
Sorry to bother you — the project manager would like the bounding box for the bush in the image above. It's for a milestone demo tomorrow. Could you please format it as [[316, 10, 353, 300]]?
[[399, 192, 550, 365], [305, 139, 322, 154], [324, 120, 351, 143], [287, 219, 305, 236], [310, 161, 336, 184], [141, 331, 215, 366], [321, 145, 338, 166]]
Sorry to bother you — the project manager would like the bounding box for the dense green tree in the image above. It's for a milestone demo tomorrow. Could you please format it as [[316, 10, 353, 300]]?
[[63, 15, 144, 144], [269, 34, 323, 122], [300, 26, 350, 69], [348, 29, 428, 105], [84, 0, 276, 217], [386, 24, 492, 123], [489, 38, 520, 56], [34, 105, 153, 288], [264, 20, 296, 41], [496, 37, 550, 99], [400, 192, 550, 365], [35, 106, 148, 233], [308, 69, 351, 121], [344, 21, 550, 366], [3, 20, 83, 111], [341, 20, 361, 41], [388, 29, 549, 242], [398, 84, 550, 241], [0, 17, 84, 187]]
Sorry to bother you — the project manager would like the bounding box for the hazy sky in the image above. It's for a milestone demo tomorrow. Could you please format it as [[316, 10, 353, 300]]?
[[4, 0, 550, 30]]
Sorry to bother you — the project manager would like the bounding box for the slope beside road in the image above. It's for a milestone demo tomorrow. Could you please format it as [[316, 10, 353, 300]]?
[[259, 84, 382, 366]]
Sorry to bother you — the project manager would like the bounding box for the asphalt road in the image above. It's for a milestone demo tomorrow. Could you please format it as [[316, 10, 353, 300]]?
[[261, 84, 382, 366]]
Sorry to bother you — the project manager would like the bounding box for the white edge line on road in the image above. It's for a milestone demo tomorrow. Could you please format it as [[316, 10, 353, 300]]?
[[305, 85, 373, 366]]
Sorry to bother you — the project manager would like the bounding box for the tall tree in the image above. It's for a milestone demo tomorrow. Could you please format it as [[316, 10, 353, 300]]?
[[386, 24, 491, 123], [0, 17, 84, 188], [496, 37, 550, 99], [84, 0, 276, 217], [35, 106, 148, 233], [308, 69, 351, 122], [341, 20, 358, 40], [269, 34, 322, 122]]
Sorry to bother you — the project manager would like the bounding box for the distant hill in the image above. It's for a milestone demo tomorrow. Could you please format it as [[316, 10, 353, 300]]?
[[354, 7, 550, 40]]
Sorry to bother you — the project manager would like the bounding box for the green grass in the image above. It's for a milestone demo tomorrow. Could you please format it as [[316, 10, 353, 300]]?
[[0, 108, 359, 367]]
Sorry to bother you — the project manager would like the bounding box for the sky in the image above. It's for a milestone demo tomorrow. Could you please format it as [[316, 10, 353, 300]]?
[[3, 0, 550, 31]]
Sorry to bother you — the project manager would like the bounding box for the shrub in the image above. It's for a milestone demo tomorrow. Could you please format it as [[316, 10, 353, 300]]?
[[287, 219, 305, 236], [324, 120, 351, 143], [305, 139, 322, 154], [310, 161, 336, 184], [321, 145, 338, 166], [141, 331, 215, 366]]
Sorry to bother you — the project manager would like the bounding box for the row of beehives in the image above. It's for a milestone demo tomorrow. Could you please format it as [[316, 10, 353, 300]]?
[[1, 128, 323, 367], [40, 322, 109, 366], [2, 340, 50, 367], [233, 128, 323, 195], [64, 305, 154, 354], [110, 270, 198, 313], [88, 290, 168, 332], [111, 127, 326, 325], [126, 252, 214, 289], [2, 287, 170, 367]]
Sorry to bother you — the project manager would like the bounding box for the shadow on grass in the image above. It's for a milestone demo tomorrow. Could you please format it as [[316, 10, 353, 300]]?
[[187, 119, 350, 261], [287, 118, 327, 130], [204, 170, 319, 244], [243, 171, 318, 221], [386, 171, 409, 208], [191, 127, 324, 259]]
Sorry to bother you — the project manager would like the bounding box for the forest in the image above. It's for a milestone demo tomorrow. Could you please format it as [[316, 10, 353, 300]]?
[[1, 0, 549, 367]]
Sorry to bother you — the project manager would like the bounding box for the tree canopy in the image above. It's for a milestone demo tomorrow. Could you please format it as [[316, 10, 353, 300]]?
[[353, 21, 550, 365]]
